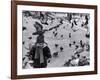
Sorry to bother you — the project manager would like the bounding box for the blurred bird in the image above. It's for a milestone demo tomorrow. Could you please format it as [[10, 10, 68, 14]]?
[[55, 44, 59, 48], [53, 52, 58, 57], [60, 46, 64, 52], [22, 26, 27, 31], [28, 36, 32, 40], [22, 41, 25, 45]]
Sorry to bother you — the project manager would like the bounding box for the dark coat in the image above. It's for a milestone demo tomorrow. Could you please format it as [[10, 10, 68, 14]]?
[[30, 45, 51, 68]]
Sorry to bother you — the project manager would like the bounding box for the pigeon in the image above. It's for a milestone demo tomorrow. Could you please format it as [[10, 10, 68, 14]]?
[[60, 46, 63, 52], [22, 41, 25, 45], [55, 44, 59, 48], [61, 35, 63, 38], [53, 52, 58, 57], [28, 36, 32, 40], [22, 26, 27, 31]]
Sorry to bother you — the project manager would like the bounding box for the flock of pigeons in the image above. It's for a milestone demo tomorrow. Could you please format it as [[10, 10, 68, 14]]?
[[22, 11, 90, 68]]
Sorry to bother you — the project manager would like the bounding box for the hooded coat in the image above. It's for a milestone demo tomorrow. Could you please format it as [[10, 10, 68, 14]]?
[[30, 45, 51, 68]]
